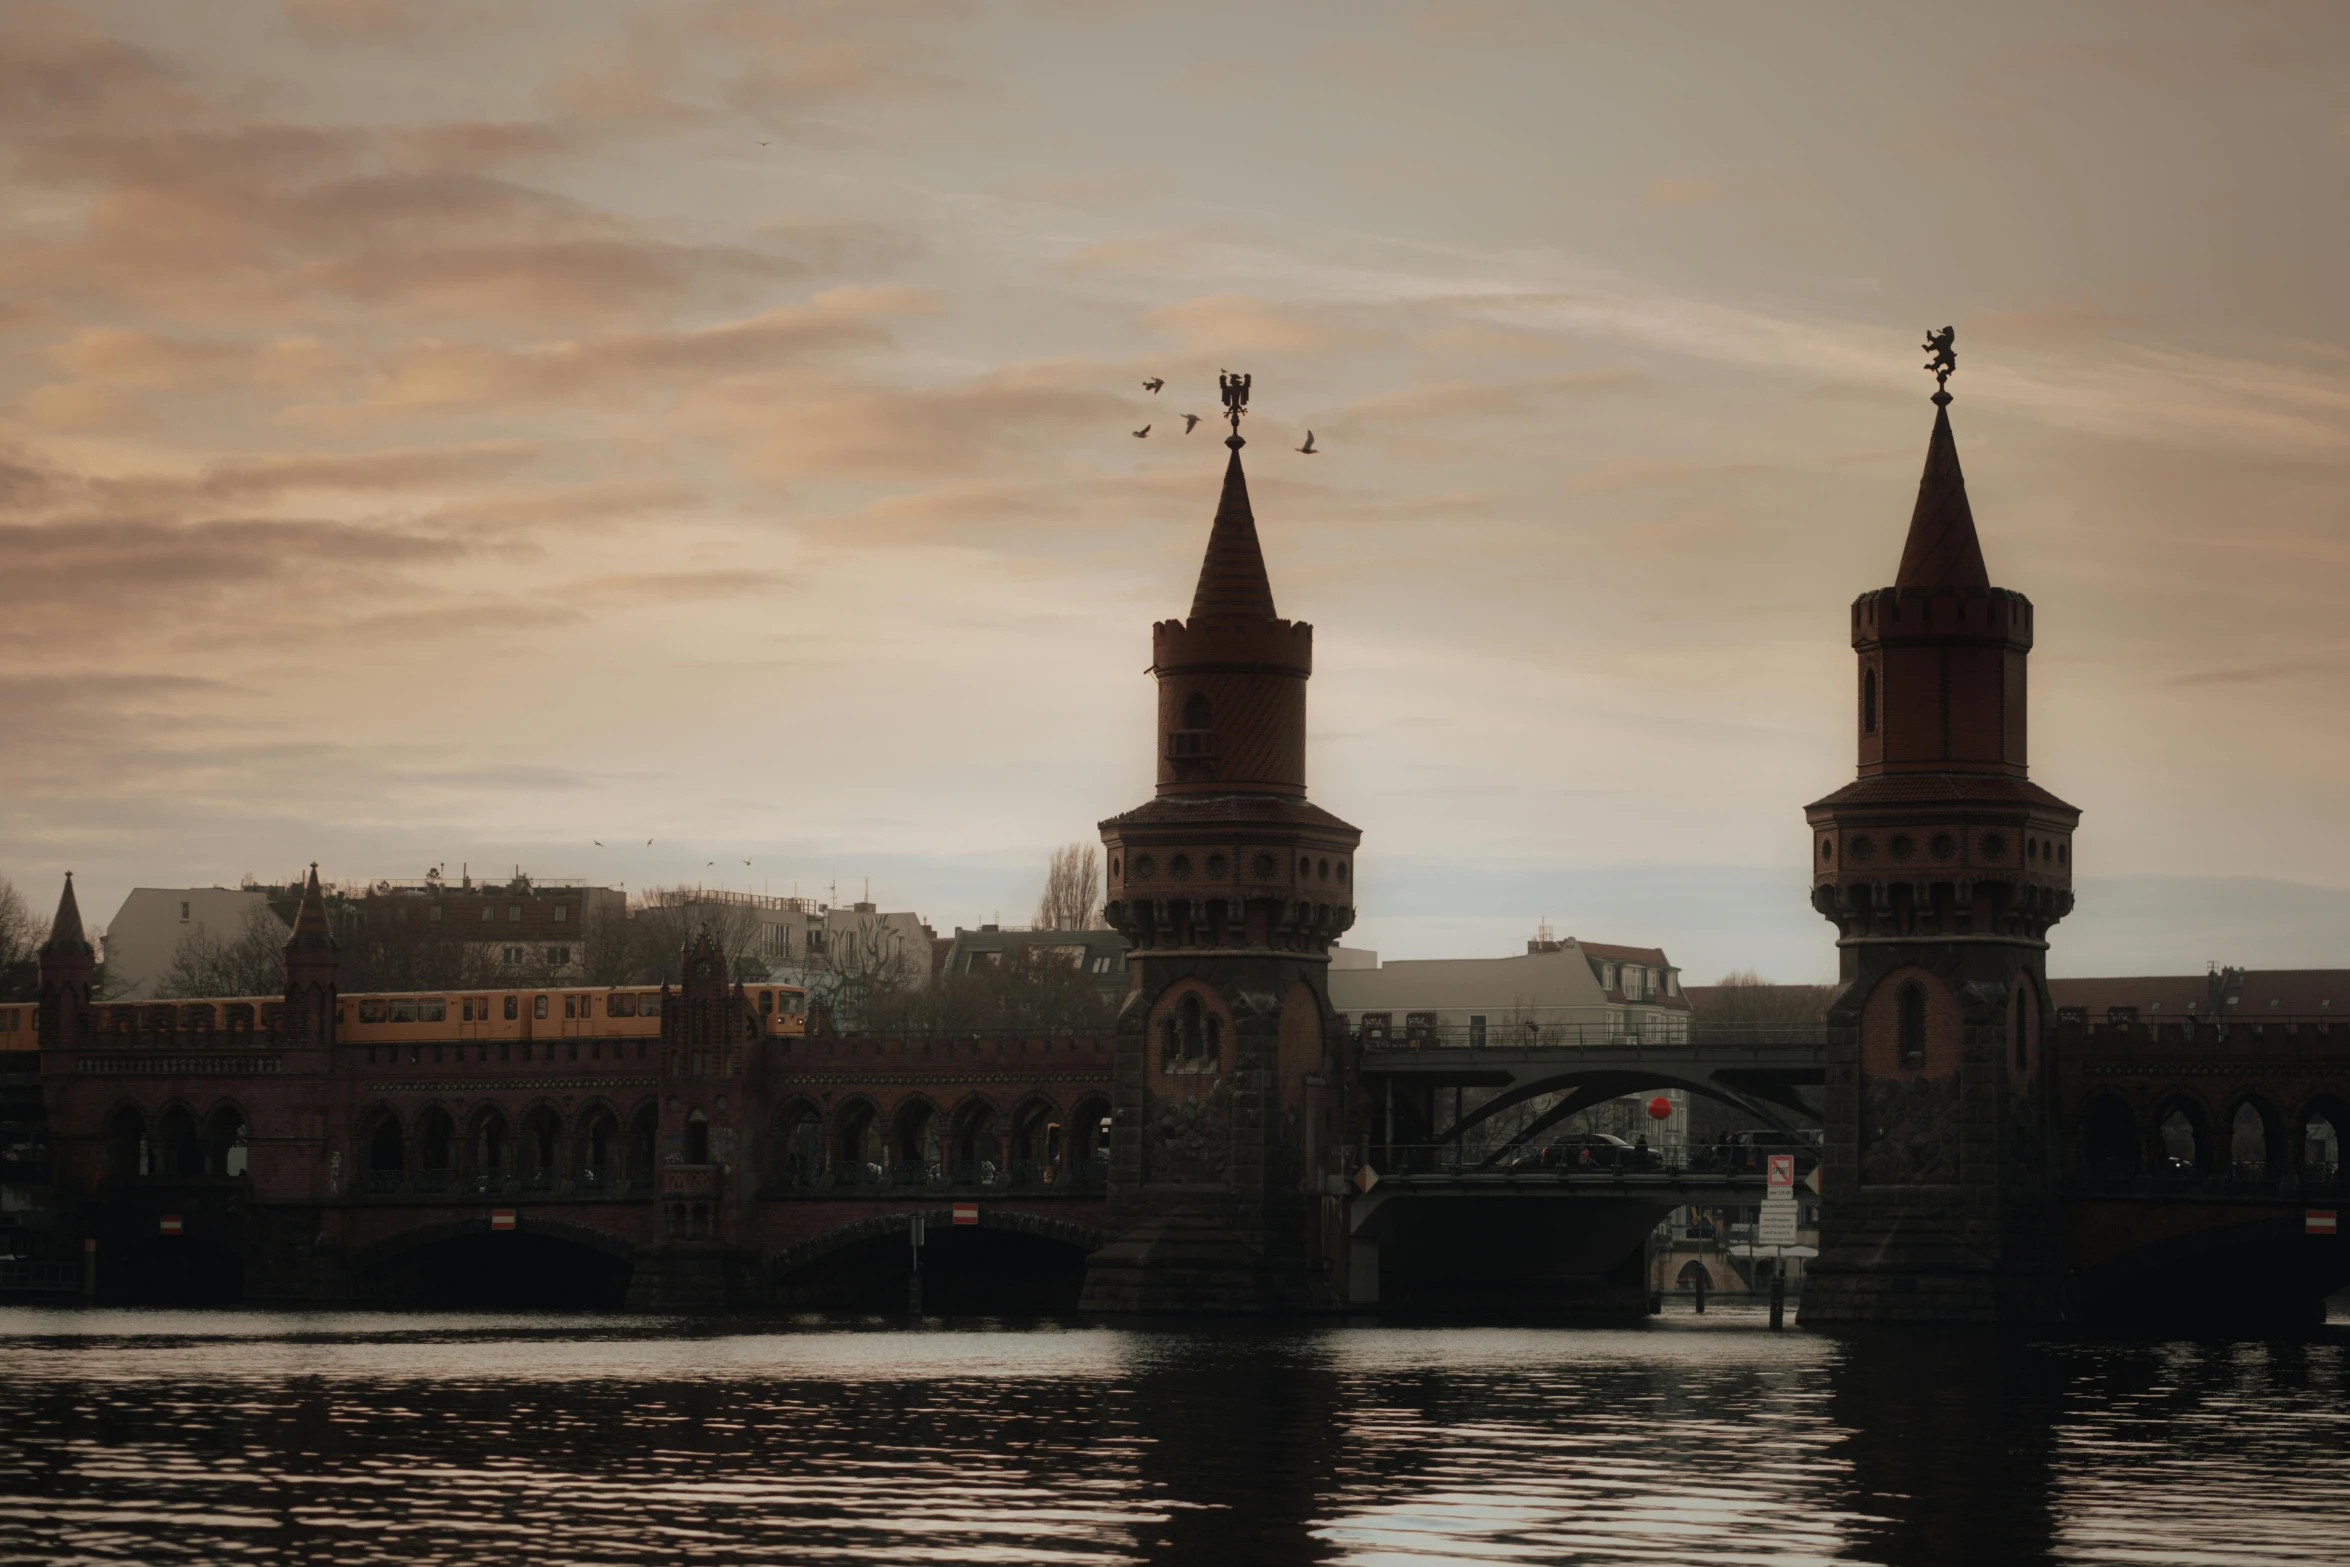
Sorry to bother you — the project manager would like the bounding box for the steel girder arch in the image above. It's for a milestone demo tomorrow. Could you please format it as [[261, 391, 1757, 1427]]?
[[1427, 1068, 1806, 1157]]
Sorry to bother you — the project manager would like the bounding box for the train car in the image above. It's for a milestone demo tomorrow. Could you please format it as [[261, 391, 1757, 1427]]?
[[333, 982, 809, 1049]]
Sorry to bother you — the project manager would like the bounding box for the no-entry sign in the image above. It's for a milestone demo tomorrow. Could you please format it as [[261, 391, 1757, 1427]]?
[[952, 1203, 978, 1226], [158, 1214, 182, 1236], [490, 1209, 517, 1232], [2309, 1210, 2338, 1236], [1767, 1154, 1795, 1190]]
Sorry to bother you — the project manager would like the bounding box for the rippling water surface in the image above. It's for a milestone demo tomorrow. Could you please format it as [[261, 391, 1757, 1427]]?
[[2, 1303, 2346, 1566]]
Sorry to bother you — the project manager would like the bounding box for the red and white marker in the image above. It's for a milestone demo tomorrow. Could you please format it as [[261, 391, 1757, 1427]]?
[[2308, 1210, 2338, 1236], [490, 1209, 517, 1232], [158, 1214, 182, 1237], [952, 1203, 978, 1226], [1354, 1163, 1380, 1194], [1767, 1154, 1796, 1190]]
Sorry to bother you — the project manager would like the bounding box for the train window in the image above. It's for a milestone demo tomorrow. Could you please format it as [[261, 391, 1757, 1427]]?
[[504, 996, 518, 1021], [759, 990, 774, 1015], [390, 999, 417, 1024], [359, 1000, 388, 1024], [462, 998, 474, 1022], [534, 995, 548, 1020], [564, 996, 577, 1020], [608, 994, 634, 1018], [418, 999, 446, 1023]]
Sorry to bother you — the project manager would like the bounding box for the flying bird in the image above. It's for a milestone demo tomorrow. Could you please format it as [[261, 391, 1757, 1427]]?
[[646, 839, 653, 845], [1143, 377, 1164, 393], [593, 840, 603, 846], [1182, 413, 1200, 433], [1133, 424, 1151, 438], [1296, 430, 1318, 454], [743, 859, 752, 866]]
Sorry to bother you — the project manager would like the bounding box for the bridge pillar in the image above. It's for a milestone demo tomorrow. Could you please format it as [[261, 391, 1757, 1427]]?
[[1800, 373, 2079, 1324], [1081, 418, 1363, 1314]]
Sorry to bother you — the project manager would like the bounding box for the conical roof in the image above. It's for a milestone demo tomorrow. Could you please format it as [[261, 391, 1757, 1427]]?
[[44, 873, 89, 954], [1188, 441, 1278, 620], [1894, 398, 1990, 591], [285, 863, 336, 951]]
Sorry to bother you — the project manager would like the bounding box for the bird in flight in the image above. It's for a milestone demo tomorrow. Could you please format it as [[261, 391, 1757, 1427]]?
[[1181, 413, 1200, 433], [1133, 424, 1151, 438], [742, 859, 752, 866], [1143, 377, 1164, 393], [646, 838, 653, 845], [1297, 430, 1318, 454], [593, 840, 603, 846]]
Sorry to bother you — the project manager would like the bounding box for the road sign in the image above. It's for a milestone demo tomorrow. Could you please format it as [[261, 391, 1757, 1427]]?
[[1353, 1163, 1379, 1194], [2309, 1210, 2338, 1236], [490, 1209, 516, 1231], [952, 1203, 978, 1226], [158, 1215, 182, 1237], [1767, 1154, 1795, 1190], [1758, 1200, 1799, 1247]]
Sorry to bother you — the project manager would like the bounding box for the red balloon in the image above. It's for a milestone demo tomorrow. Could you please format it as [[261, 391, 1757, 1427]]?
[[1645, 1095, 1673, 1120]]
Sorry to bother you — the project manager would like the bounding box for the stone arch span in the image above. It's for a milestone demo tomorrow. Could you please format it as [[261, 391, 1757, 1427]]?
[[766, 1208, 1101, 1278], [765, 1208, 1102, 1314], [1431, 1067, 1812, 1157], [349, 1214, 640, 1307]]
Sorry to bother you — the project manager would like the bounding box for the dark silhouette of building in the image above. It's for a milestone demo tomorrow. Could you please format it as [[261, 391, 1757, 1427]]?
[[1083, 427, 1362, 1310], [1803, 383, 2081, 1322]]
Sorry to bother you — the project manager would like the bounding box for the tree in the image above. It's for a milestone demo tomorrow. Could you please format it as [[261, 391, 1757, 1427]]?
[[157, 905, 292, 998], [809, 917, 925, 1032], [1034, 843, 1102, 932], [1694, 970, 1836, 1032], [628, 893, 771, 985], [0, 873, 40, 1001]]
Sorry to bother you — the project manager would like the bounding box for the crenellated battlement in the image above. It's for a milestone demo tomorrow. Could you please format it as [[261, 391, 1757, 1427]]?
[[1852, 584, 2034, 648]]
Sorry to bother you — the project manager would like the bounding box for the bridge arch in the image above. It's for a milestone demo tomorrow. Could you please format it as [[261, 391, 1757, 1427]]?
[[766, 1208, 1100, 1313], [2077, 1092, 2138, 1185], [350, 1215, 639, 1307], [2150, 1090, 2213, 1182], [834, 1096, 884, 1174], [2220, 1093, 2286, 1185], [150, 1100, 203, 1178], [102, 1100, 146, 1180], [201, 1098, 251, 1178], [2298, 1093, 2349, 1186], [1429, 1067, 1807, 1157], [948, 1093, 1001, 1178]]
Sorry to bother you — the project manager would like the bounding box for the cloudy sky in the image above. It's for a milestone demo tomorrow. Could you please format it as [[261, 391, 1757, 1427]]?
[[4, 0, 2348, 982]]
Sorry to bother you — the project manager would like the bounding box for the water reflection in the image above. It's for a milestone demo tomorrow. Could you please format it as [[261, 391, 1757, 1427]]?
[[0, 1304, 2343, 1566]]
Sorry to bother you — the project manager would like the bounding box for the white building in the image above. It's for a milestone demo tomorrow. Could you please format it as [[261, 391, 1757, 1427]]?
[[1328, 934, 1689, 1046], [100, 887, 289, 1000]]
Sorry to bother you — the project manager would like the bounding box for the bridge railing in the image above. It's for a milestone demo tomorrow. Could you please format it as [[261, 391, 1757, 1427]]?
[[1371, 1142, 1819, 1180], [1355, 1021, 1849, 1052], [2071, 1161, 2347, 1199]]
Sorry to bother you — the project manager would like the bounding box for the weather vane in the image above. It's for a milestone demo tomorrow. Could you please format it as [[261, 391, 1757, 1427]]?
[[1219, 368, 1252, 444], [1922, 325, 1956, 405]]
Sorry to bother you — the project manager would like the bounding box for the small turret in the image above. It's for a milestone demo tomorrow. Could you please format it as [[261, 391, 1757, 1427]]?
[[281, 864, 339, 1048], [36, 873, 95, 1050]]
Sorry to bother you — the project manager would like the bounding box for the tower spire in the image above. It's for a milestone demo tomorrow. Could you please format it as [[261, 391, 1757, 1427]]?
[[1896, 325, 1988, 591], [44, 871, 89, 954], [285, 862, 335, 951], [1188, 441, 1278, 621]]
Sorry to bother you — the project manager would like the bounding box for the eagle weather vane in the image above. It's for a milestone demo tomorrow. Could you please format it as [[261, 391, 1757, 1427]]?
[[1922, 324, 1956, 404], [1219, 368, 1252, 441]]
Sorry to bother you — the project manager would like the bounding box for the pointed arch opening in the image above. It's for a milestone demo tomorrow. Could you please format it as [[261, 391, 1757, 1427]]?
[[1896, 982, 1926, 1070], [1861, 665, 1878, 737]]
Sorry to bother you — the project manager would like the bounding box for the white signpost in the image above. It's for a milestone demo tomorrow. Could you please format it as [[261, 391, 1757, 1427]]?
[[1762, 1153, 1799, 1327]]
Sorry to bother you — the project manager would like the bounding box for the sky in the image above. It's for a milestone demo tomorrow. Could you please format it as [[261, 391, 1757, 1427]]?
[[3, 0, 2348, 983]]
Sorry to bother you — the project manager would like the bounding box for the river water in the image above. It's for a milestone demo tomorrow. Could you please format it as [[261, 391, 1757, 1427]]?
[[1, 1302, 2346, 1566]]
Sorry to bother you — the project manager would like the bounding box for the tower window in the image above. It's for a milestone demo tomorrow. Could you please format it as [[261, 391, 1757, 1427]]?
[[1182, 692, 1211, 731], [1862, 667, 1878, 737], [1897, 981, 1926, 1069]]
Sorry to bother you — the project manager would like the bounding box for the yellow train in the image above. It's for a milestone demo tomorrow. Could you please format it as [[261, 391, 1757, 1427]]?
[[82, 984, 809, 1044]]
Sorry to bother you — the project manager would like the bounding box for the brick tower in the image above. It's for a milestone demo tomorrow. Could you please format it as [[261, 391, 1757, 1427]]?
[[1802, 337, 2081, 1323], [1080, 376, 1362, 1312], [35, 873, 95, 1052]]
